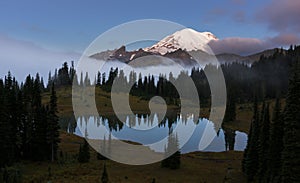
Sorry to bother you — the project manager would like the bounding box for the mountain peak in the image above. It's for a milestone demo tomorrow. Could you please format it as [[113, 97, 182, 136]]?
[[144, 28, 218, 55]]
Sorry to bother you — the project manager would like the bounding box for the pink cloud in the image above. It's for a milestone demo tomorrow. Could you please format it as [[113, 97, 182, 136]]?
[[209, 37, 266, 55], [268, 33, 300, 46], [208, 32, 300, 56], [256, 0, 300, 33]]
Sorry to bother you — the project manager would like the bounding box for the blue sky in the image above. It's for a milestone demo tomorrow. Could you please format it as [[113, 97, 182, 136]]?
[[0, 0, 272, 52], [0, 0, 299, 80]]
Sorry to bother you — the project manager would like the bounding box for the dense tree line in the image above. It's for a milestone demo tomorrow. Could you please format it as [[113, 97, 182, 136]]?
[[47, 61, 76, 89], [65, 46, 299, 106], [243, 59, 300, 182], [0, 72, 60, 168], [45, 46, 300, 116]]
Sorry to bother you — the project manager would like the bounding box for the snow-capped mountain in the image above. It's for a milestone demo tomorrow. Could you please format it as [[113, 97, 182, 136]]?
[[144, 28, 218, 55], [90, 28, 276, 67]]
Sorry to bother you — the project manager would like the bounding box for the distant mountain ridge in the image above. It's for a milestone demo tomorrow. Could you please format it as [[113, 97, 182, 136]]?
[[90, 28, 283, 66]]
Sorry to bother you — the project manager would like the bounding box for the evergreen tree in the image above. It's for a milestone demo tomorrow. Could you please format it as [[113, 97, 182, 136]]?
[[104, 68, 118, 91], [47, 83, 60, 161], [78, 139, 90, 163], [21, 75, 35, 159], [78, 144, 84, 163], [5, 72, 19, 163], [0, 78, 14, 167], [0, 72, 23, 165], [96, 71, 101, 86], [69, 61, 76, 83], [267, 98, 283, 182], [281, 61, 300, 182], [242, 97, 260, 181], [149, 75, 155, 94], [15, 86, 24, 161], [143, 76, 148, 94], [257, 103, 270, 182], [101, 163, 109, 183], [102, 72, 106, 86], [161, 133, 181, 169], [31, 75, 48, 160], [54, 69, 58, 85], [137, 73, 143, 95], [168, 150, 181, 169], [223, 127, 236, 151], [223, 89, 236, 123], [57, 62, 71, 86], [40, 77, 45, 92], [47, 71, 52, 89]]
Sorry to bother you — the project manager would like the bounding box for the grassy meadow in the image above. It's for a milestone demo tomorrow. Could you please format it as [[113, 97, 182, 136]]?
[[25, 86, 284, 183]]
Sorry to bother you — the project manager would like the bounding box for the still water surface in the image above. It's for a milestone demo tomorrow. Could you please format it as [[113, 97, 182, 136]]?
[[61, 114, 247, 154]]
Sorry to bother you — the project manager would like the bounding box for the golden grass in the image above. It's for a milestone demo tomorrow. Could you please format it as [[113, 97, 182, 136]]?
[[20, 131, 247, 183], [42, 86, 179, 117]]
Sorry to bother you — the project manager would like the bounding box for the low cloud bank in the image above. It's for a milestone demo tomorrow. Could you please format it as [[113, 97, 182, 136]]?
[[209, 33, 300, 55], [0, 34, 80, 81]]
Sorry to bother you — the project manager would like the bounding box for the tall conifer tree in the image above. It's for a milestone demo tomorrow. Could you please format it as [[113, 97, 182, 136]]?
[[242, 97, 260, 181], [267, 98, 283, 182], [47, 83, 60, 161], [281, 61, 300, 182], [257, 103, 270, 182]]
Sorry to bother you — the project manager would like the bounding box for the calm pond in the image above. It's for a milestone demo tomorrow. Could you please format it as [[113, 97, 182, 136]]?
[[60, 114, 247, 154]]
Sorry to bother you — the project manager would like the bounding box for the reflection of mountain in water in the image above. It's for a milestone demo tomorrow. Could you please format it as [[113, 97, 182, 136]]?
[[62, 113, 247, 154]]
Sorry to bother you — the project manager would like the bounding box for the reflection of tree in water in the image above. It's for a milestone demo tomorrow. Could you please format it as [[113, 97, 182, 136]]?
[[59, 114, 77, 134], [74, 111, 200, 134], [84, 125, 89, 138], [105, 115, 124, 131], [223, 127, 236, 151], [100, 112, 180, 131], [97, 133, 111, 160], [158, 111, 178, 129], [77, 115, 125, 132]]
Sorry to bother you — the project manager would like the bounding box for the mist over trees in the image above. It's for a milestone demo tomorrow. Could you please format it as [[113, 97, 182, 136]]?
[[47, 46, 300, 109]]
